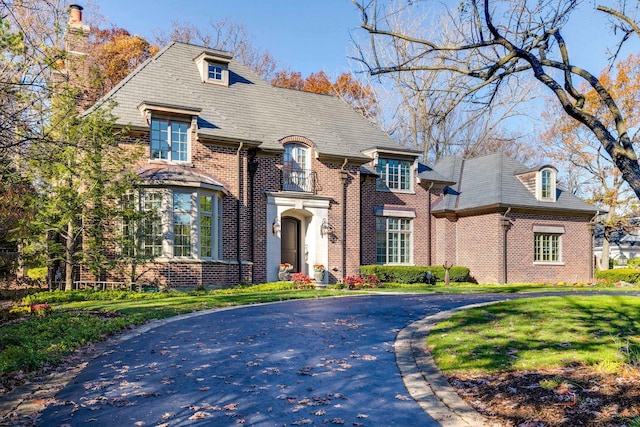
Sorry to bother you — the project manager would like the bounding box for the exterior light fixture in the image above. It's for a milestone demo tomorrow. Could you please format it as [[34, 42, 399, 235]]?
[[320, 218, 330, 237], [272, 217, 281, 235]]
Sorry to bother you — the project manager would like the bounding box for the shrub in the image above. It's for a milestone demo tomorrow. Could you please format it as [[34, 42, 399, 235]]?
[[359, 265, 470, 284], [628, 257, 640, 269], [290, 272, 314, 289], [595, 268, 640, 284], [341, 274, 380, 289], [26, 267, 47, 281]]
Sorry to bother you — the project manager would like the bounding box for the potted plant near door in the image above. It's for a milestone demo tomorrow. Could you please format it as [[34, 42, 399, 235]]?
[[278, 263, 293, 281], [313, 264, 325, 282]]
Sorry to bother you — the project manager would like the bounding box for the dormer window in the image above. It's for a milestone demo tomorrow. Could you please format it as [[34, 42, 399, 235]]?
[[138, 102, 200, 165], [194, 50, 232, 86], [376, 158, 412, 191], [151, 119, 189, 162], [537, 167, 557, 202]]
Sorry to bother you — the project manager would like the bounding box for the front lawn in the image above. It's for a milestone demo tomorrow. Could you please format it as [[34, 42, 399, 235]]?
[[427, 295, 640, 426]]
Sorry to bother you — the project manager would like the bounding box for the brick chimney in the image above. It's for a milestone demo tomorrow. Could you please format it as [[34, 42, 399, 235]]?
[[68, 4, 83, 25], [59, 4, 93, 108]]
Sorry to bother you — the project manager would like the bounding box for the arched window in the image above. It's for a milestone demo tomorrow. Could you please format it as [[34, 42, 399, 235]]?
[[539, 168, 556, 201], [283, 143, 312, 192]]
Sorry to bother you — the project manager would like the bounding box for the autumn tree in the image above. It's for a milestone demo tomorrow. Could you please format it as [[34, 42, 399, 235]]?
[[272, 70, 378, 120], [86, 27, 158, 102], [541, 53, 640, 268], [353, 0, 640, 198], [153, 19, 277, 80]]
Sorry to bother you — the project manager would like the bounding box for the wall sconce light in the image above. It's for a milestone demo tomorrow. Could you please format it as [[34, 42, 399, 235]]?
[[272, 217, 281, 235], [320, 218, 330, 237]]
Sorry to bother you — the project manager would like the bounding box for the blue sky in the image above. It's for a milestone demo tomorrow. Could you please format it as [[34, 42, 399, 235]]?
[[94, 0, 364, 77], [92, 0, 640, 80]]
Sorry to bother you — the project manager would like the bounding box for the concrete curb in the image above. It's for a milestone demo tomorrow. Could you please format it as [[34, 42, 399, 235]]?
[[395, 301, 504, 427]]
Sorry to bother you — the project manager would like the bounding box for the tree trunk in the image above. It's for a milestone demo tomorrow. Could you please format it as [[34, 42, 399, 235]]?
[[65, 219, 74, 291]]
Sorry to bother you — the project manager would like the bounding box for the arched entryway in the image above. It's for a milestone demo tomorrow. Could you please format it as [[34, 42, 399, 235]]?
[[281, 217, 301, 272]]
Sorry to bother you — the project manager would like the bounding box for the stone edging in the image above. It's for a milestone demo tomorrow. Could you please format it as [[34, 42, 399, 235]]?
[[394, 301, 504, 427]]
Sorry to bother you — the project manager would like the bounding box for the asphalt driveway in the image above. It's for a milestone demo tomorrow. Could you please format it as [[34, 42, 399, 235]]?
[[36, 293, 515, 426]]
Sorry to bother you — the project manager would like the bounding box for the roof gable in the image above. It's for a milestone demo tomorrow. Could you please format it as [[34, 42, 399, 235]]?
[[101, 42, 399, 161], [431, 153, 598, 215]]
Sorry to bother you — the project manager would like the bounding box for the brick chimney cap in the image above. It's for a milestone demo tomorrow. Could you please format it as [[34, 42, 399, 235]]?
[[69, 4, 83, 10]]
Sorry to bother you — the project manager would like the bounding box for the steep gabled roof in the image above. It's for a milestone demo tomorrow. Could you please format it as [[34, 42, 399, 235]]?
[[431, 153, 598, 215], [102, 42, 399, 162]]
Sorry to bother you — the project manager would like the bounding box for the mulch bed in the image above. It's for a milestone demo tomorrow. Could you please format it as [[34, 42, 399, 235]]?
[[448, 366, 640, 426]]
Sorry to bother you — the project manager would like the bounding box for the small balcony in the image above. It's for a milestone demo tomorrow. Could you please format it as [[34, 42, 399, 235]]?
[[282, 167, 317, 193]]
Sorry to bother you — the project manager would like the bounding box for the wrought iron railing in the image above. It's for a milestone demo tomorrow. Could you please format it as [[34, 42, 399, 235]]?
[[282, 167, 317, 193]]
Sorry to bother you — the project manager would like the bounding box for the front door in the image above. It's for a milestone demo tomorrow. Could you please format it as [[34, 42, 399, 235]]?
[[281, 217, 300, 272]]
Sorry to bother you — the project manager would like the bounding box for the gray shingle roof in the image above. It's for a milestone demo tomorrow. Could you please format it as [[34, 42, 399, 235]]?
[[431, 153, 598, 215], [102, 42, 400, 161]]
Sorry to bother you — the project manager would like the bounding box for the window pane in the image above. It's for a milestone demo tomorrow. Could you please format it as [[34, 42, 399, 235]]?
[[200, 195, 213, 258], [376, 158, 411, 190], [173, 213, 191, 257], [171, 122, 188, 162], [535, 233, 560, 262], [208, 63, 223, 80], [376, 216, 412, 264], [151, 120, 169, 159]]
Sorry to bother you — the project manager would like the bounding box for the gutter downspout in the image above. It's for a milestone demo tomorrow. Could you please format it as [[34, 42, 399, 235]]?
[[339, 159, 348, 278], [426, 182, 434, 266], [237, 142, 244, 284], [501, 207, 511, 284], [589, 210, 600, 281], [248, 149, 259, 283]]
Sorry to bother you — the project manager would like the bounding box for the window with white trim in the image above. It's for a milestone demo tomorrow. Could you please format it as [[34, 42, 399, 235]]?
[[208, 63, 224, 81], [142, 192, 163, 257], [537, 168, 556, 201], [283, 143, 313, 192], [173, 192, 192, 257], [121, 191, 162, 258], [534, 233, 561, 262], [376, 217, 412, 264], [122, 189, 223, 260], [376, 158, 412, 191], [150, 119, 189, 162]]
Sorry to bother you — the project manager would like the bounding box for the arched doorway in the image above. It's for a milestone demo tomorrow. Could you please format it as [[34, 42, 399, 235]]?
[[281, 217, 301, 272]]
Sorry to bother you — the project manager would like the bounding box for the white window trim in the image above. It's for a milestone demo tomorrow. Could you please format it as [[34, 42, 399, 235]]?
[[194, 51, 232, 86], [533, 231, 564, 265], [149, 117, 193, 165], [536, 168, 557, 202], [375, 216, 414, 265], [129, 188, 223, 261], [374, 157, 415, 193]]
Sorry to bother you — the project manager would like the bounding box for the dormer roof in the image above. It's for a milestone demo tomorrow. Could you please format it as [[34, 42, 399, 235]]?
[[430, 153, 597, 216], [98, 41, 399, 163]]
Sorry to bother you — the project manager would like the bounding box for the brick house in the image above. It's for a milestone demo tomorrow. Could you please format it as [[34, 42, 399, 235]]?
[[78, 35, 597, 287]]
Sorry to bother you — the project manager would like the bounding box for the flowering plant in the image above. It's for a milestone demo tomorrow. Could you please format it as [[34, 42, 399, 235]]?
[[313, 264, 325, 271], [342, 274, 380, 290], [291, 272, 314, 289], [279, 263, 292, 268]]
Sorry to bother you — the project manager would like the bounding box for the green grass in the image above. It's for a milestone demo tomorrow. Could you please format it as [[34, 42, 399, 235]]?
[[427, 295, 640, 375]]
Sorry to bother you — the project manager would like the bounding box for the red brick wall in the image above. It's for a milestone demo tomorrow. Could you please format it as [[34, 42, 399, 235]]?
[[505, 212, 592, 284], [438, 210, 593, 284], [455, 213, 504, 283], [360, 177, 432, 267]]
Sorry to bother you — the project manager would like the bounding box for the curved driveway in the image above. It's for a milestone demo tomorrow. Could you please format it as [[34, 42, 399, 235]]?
[[37, 293, 539, 426]]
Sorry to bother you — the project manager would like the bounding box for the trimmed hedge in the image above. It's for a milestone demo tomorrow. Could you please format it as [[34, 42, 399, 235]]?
[[359, 265, 470, 284], [595, 268, 640, 283]]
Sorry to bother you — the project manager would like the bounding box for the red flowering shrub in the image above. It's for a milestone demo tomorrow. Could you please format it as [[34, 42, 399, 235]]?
[[291, 272, 314, 289], [342, 274, 379, 290]]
